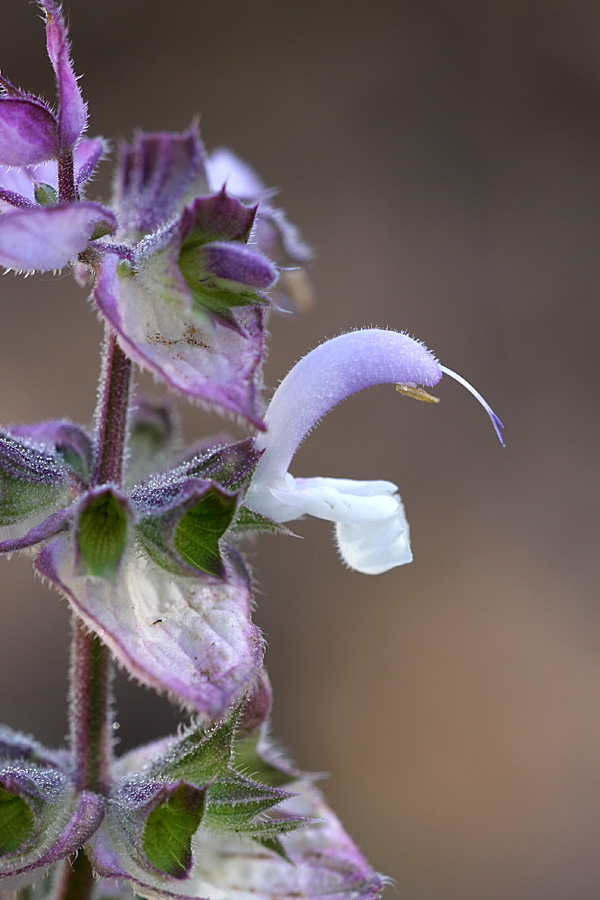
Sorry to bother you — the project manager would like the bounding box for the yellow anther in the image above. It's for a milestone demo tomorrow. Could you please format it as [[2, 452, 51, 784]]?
[[395, 384, 440, 404]]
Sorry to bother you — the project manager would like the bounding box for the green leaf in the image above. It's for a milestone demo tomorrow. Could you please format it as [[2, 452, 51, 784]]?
[[0, 474, 68, 528], [251, 834, 292, 862], [0, 787, 34, 854], [0, 434, 69, 528], [234, 817, 307, 838], [158, 711, 238, 786], [234, 734, 298, 788], [141, 782, 205, 879], [76, 489, 129, 580], [172, 488, 237, 577], [230, 505, 291, 536], [189, 284, 267, 326], [34, 183, 58, 206], [204, 774, 292, 832], [135, 515, 191, 578]]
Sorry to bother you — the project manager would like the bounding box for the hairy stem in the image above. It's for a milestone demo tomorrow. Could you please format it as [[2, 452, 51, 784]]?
[[57, 150, 77, 204], [69, 617, 114, 794], [55, 330, 132, 900], [52, 850, 95, 900], [92, 329, 132, 487]]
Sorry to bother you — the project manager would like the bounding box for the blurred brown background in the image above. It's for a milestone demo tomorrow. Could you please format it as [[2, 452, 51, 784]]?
[[1, 1, 600, 897]]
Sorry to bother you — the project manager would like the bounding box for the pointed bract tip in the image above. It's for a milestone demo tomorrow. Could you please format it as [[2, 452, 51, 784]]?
[[440, 365, 505, 446]]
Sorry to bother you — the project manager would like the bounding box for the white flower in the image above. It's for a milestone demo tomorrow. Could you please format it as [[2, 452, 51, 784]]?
[[246, 329, 503, 574]]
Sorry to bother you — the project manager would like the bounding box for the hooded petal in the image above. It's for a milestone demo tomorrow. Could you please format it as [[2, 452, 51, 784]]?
[[0, 98, 58, 167], [250, 329, 441, 488], [35, 539, 262, 721], [93, 253, 266, 426], [0, 202, 116, 272]]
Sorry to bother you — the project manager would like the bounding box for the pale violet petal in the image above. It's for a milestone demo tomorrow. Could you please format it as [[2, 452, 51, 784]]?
[[254, 329, 442, 485], [206, 147, 266, 199]]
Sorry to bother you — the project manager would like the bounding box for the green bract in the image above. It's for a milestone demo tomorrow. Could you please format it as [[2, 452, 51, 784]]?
[[75, 488, 129, 580], [0, 787, 34, 854], [141, 782, 206, 879], [0, 433, 70, 528], [173, 488, 237, 576]]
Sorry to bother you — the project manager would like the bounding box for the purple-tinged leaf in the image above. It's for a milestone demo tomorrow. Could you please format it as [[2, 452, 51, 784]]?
[[93, 253, 266, 426], [87, 781, 382, 900], [178, 438, 262, 491], [181, 189, 256, 246], [0, 508, 70, 553], [0, 762, 104, 889], [0, 98, 57, 167], [115, 126, 207, 237], [0, 726, 62, 767], [0, 431, 67, 485], [106, 779, 207, 881], [0, 431, 73, 541], [133, 479, 238, 579], [0, 201, 116, 272], [35, 540, 263, 720], [11, 420, 93, 483], [39, 0, 87, 150], [0, 186, 35, 211]]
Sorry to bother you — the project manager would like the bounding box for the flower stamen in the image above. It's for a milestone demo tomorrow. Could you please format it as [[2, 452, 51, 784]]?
[[395, 383, 440, 403]]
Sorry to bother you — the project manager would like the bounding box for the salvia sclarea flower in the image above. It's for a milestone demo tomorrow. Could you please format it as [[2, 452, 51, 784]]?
[[0, 1, 503, 897], [246, 329, 503, 574]]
